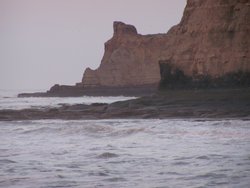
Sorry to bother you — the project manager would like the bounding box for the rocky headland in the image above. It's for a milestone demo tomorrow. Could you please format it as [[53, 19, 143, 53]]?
[[83, 0, 250, 89], [9, 0, 250, 121], [19, 0, 250, 97]]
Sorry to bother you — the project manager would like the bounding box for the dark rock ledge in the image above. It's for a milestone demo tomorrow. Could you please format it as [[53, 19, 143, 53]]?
[[2, 88, 250, 121], [18, 84, 157, 97]]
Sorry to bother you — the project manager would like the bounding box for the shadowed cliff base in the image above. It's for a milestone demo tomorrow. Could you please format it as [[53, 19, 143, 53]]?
[[2, 88, 250, 121], [159, 61, 250, 89]]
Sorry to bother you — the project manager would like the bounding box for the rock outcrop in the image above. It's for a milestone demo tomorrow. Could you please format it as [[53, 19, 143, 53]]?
[[81, 21, 166, 88], [82, 0, 250, 89], [18, 0, 250, 98], [5, 88, 250, 120], [160, 0, 250, 79]]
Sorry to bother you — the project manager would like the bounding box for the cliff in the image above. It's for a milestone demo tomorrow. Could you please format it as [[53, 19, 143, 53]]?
[[81, 22, 166, 88], [159, 0, 250, 87], [82, 0, 250, 89], [18, 0, 250, 98]]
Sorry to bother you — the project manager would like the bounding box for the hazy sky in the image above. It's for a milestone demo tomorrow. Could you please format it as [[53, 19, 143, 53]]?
[[0, 0, 186, 90]]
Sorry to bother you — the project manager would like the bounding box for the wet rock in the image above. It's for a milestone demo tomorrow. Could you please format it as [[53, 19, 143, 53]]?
[[3, 89, 250, 121]]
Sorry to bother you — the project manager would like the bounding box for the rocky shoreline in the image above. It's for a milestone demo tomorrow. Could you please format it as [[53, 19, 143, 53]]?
[[2, 88, 250, 121], [18, 84, 157, 97], [5, 0, 250, 121]]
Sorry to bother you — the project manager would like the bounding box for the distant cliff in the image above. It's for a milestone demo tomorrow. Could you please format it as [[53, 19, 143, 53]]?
[[81, 0, 250, 89]]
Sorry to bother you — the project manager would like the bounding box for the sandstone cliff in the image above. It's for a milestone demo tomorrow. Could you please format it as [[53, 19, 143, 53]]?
[[81, 0, 250, 89], [161, 0, 250, 77], [19, 0, 250, 98], [81, 22, 166, 88]]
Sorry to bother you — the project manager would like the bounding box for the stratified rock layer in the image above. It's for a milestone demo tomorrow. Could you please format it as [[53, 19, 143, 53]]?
[[82, 0, 250, 88]]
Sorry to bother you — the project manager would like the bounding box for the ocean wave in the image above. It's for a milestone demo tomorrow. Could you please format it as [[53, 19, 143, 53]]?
[[1, 119, 250, 188], [97, 152, 119, 159], [0, 95, 136, 110]]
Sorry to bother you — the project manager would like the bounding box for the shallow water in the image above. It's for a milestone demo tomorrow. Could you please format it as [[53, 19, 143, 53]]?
[[0, 90, 136, 110], [0, 119, 250, 188]]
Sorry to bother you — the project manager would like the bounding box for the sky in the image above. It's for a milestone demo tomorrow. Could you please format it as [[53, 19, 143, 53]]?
[[0, 0, 186, 90]]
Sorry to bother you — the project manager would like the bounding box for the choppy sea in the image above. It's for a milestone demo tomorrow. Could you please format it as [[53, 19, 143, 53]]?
[[0, 90, 250, 188]]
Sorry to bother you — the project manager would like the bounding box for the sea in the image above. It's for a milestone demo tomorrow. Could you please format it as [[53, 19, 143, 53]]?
[[0, 90, 250, 188]]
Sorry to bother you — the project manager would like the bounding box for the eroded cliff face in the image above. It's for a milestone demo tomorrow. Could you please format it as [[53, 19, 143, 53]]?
[[81, 0, 250, 88], [82, 22, 167, 87], [161, 0, 250, 78]]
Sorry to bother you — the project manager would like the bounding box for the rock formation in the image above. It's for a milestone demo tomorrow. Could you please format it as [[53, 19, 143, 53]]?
[[18, 0, 250, 97], [160, 0, 250, 80], [81, 21, 166, 88], [81, 0, 250, 89], [6, 88, 250, 120]]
